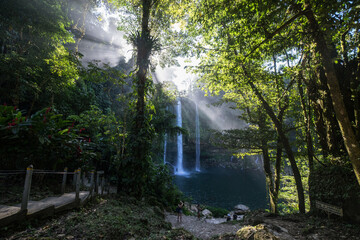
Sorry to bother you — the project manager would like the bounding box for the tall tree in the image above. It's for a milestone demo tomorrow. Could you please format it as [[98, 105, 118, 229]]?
[[183, 0, 360, 197], [109, 0, 180, 197], [183, 0, 307, 213], [302, 1, 360, 185]]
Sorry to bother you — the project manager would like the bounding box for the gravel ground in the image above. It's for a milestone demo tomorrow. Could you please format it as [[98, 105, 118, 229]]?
[[165, 213, 243, 239]]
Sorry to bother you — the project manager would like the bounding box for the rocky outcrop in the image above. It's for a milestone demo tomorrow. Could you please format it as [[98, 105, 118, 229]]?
[[236, 224, 279, 240], [234, 204, 250, 210], [234, 204, 250, 214], [202, 209, 212, 218]]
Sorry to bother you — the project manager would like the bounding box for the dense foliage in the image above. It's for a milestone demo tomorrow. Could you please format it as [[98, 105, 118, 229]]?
[[0, 0, 182, 206], [1, 0, 360, 220], [176, 0, 360, 215]]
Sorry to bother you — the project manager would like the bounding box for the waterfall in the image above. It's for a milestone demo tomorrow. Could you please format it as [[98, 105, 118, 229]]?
[[254, 155, 263, 170], [195, 103, 201, 172], [163, 133, 167, 164], [176, 99, 185, 174]]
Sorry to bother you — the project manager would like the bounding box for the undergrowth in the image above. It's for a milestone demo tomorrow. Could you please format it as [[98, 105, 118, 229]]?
[[1, 195, 196, 240]]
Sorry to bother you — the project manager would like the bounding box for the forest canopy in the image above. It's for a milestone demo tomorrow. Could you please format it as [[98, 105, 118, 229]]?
[[0, 0, 360, 218]]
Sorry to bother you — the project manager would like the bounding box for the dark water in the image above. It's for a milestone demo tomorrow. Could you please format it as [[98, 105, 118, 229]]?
[[173, 167, 268, 210]]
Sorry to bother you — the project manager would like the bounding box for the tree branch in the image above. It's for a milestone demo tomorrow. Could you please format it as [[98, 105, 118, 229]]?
[[244, 9, 307, 60]]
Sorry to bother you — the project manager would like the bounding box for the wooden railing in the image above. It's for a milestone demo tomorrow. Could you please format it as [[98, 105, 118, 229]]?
[[315, 200, 343, 218], [1, 165, 106, 213]]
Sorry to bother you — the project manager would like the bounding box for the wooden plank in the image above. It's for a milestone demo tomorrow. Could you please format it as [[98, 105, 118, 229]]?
[[39, 191, 90, 213], [0, 205, 26, 227], [0, 191, 90, 227], [25, 201, 55, 219], [0, 205, 21, 219], [315, 200, 343, 217]]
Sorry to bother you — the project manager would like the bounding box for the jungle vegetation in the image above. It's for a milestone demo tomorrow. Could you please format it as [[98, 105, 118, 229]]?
[[1, 0, 360, 216]]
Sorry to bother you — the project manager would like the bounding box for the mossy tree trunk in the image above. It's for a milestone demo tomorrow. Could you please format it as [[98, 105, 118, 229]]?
[[245, 72, 305, 213], [126, 0, 154, 198], [304, 2, 360, 186], [259, 111, 282, 214], [298, 65, 315, 211]]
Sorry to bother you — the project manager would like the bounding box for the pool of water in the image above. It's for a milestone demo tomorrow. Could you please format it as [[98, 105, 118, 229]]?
[[173, 167, 268, 210]]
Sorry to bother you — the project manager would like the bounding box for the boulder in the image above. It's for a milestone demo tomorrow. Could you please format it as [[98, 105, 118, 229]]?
[[236, 224, 279, 240], [202, 209, 212, 218], [234, 204, 250, 214], [190, 204, 198, 213]]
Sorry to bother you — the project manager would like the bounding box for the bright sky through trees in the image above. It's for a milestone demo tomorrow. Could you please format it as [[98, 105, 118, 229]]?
[[91, 1, 197, 92]]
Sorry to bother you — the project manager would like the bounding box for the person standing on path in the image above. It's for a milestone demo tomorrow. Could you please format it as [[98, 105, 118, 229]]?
[[176, 201, 184, 223], [197, 204, 202, 220]]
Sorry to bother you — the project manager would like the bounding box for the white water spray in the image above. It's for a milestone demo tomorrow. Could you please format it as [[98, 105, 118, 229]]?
[[176, 99, 185, 175], [195, 103, 201, 172], [255, 155, 260, 169]]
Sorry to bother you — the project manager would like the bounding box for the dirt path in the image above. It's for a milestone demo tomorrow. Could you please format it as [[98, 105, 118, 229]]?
[[165, 213, 243, 239], [165, 212, 360, 240]]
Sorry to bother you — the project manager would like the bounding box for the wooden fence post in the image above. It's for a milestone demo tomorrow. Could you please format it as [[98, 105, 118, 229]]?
[[82, 172, 85, 188], [95, 171, 104, 195], [72, 172, 76, 187], [75, 169, 81, 203], [61, 167, 68, 194], [21, 165, 33, 211], [89, 170, 94, 197], [101, 176, 105, 195], [95, 172, 100, 195]]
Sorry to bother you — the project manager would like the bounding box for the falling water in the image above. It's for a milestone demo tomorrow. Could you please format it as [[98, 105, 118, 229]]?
[[176, 99, 185, 174], [195, 103, 201, 172], [163, 133, 167, 164]]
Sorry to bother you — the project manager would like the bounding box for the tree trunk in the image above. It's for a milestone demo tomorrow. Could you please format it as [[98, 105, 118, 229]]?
[[262, 144, 277, 213], [246, 77, 306, 213], [316, 67, 344, 157], [307, 77, 329, 157], [129, 0, 153, 197], [298, 69, 315, 211], [274, 136, 282, 214], [258, 111, 280, 214], [355, 33, 360, 140], [273, 100, 286, 214], [304, 4, 360, 186], [136, 0, 151, 131]]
